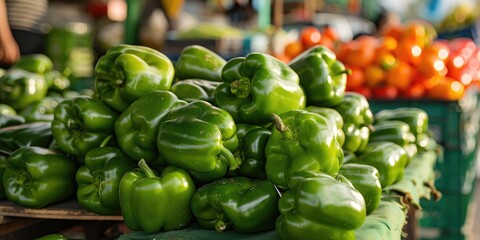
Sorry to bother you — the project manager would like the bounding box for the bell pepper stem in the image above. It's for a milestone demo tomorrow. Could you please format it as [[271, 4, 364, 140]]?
[[99, 135, 113, 148], [138, 159, 157, 178], [272, 113, 294, 140], [219, 146, 239, 170], [334, 69, 351, 76], [214, 213, 230, 232], [230, 77, 250, 98]]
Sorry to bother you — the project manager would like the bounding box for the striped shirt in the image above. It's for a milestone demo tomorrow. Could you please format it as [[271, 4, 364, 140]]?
[[6, 0, 48, 33]]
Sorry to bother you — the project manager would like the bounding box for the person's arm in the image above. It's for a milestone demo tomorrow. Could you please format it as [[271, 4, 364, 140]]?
[[0, 0, 20, 65]]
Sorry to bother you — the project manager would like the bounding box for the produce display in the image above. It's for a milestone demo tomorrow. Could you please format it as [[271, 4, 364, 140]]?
[[0, 42, 443, 240], [280, 22, 480, 101]]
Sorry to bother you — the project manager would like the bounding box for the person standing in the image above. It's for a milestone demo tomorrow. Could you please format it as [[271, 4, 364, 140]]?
[[0, 0, 48, 66]]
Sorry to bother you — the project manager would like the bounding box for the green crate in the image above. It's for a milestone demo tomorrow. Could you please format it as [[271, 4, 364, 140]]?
[[419, 188, 475, 230], [420, 231, 469, 240], [434, 148, 478, 193], [369, 98, 477, 150], [369, 89, 480, 194]]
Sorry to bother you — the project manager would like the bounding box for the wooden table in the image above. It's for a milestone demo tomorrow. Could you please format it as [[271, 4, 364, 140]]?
[[0, 199, 123, 240]]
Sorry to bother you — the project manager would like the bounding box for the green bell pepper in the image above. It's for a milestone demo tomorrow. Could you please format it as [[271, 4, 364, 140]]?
[[19, 96, 64, 122], [0, 104, 16, 115], [374, 107, 428, 136], [339, 163, 382, 214], [0, 122, 53, 155], [175, 45, 226, 82], [350, 142, 408, 187], [289, 45, 348, 107], [276, 170, 366, 240], [370, 120, 417, 160], [335, 92, 374, 153], [370, 120, 416, 147], [45, 70, 71, 92], [214, 52, 306, 125], [115, 90, 186, 166], [11, 54, 53, 75], [51, 96, 118, 157], [235, 124, 271, 179], [0, 104, 24, 128], [305, 106, 345, 147], [0, 69, 48, 110], [95, 44, 175, 112], [0, 114, 25, 128], [157, 100, 239, 182], [191, 177, 280, 233], [76, 146, 135, 215], [119, 159, 195, 233], [170, 79, 221, 104], [3, 146, 77, 208], [265, 110, 343, 190]]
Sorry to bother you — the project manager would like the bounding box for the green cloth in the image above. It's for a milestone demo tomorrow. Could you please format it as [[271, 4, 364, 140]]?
[[355, 199, 407, 240]]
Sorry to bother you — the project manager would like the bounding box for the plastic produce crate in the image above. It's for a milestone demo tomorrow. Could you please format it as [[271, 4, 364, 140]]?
[[419, 186, 475, 232], [369, 88, 480, 193], [368, 89, 480, 234]]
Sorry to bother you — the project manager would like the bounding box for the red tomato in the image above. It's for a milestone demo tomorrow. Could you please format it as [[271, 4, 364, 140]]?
[[426, 77, 465, 100], [372, 86, 399, 100], [300, 26, 322, 48], [345, 65, 366, 90], [351, 87, 372, 99], [402, 82, 425, 99], [284, 41, 304, 59], [449, 38, 476, 60], [321, 26, 339, 42]]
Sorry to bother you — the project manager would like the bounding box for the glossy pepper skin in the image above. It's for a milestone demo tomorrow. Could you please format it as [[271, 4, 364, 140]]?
[[276, 170, 366, 240], [119, 159, 195, 233], [3, 146, 77, 208], [214, 52, 306, 125], [115, 90, 186, 166], [305, 106, 345, 147], [0, 114, 25, 128], [335, 92, 374, 153], [289, 45, 348, 107], [0, 122, 53, 155], [235, 124, 271, 179], [191, 177, 280, 233], [374, 108, 430, 151], [0, 69, 48, 110], [20, 96, 64, 122], [370, 120, 417, 160], [45, 70, 71, 92], [170, 79, 221, 104], [0, 104, 16, 115], [95, 44, 175, 112], [11, 54, 53, 75], [265, 110, 343, 190], [0, 104, 25, 128], [374, 108, 428, 136], [339, 163, 382, 214], [51, 96, 119, 157], [175, 45, 227, 82], [350, 142, 408, 187], [76, 147, 135, 215], [157, 100, 239, 182]]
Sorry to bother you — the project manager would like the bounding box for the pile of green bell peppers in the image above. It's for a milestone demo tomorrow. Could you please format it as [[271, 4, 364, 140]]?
[[0, 43, 439, 239]]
